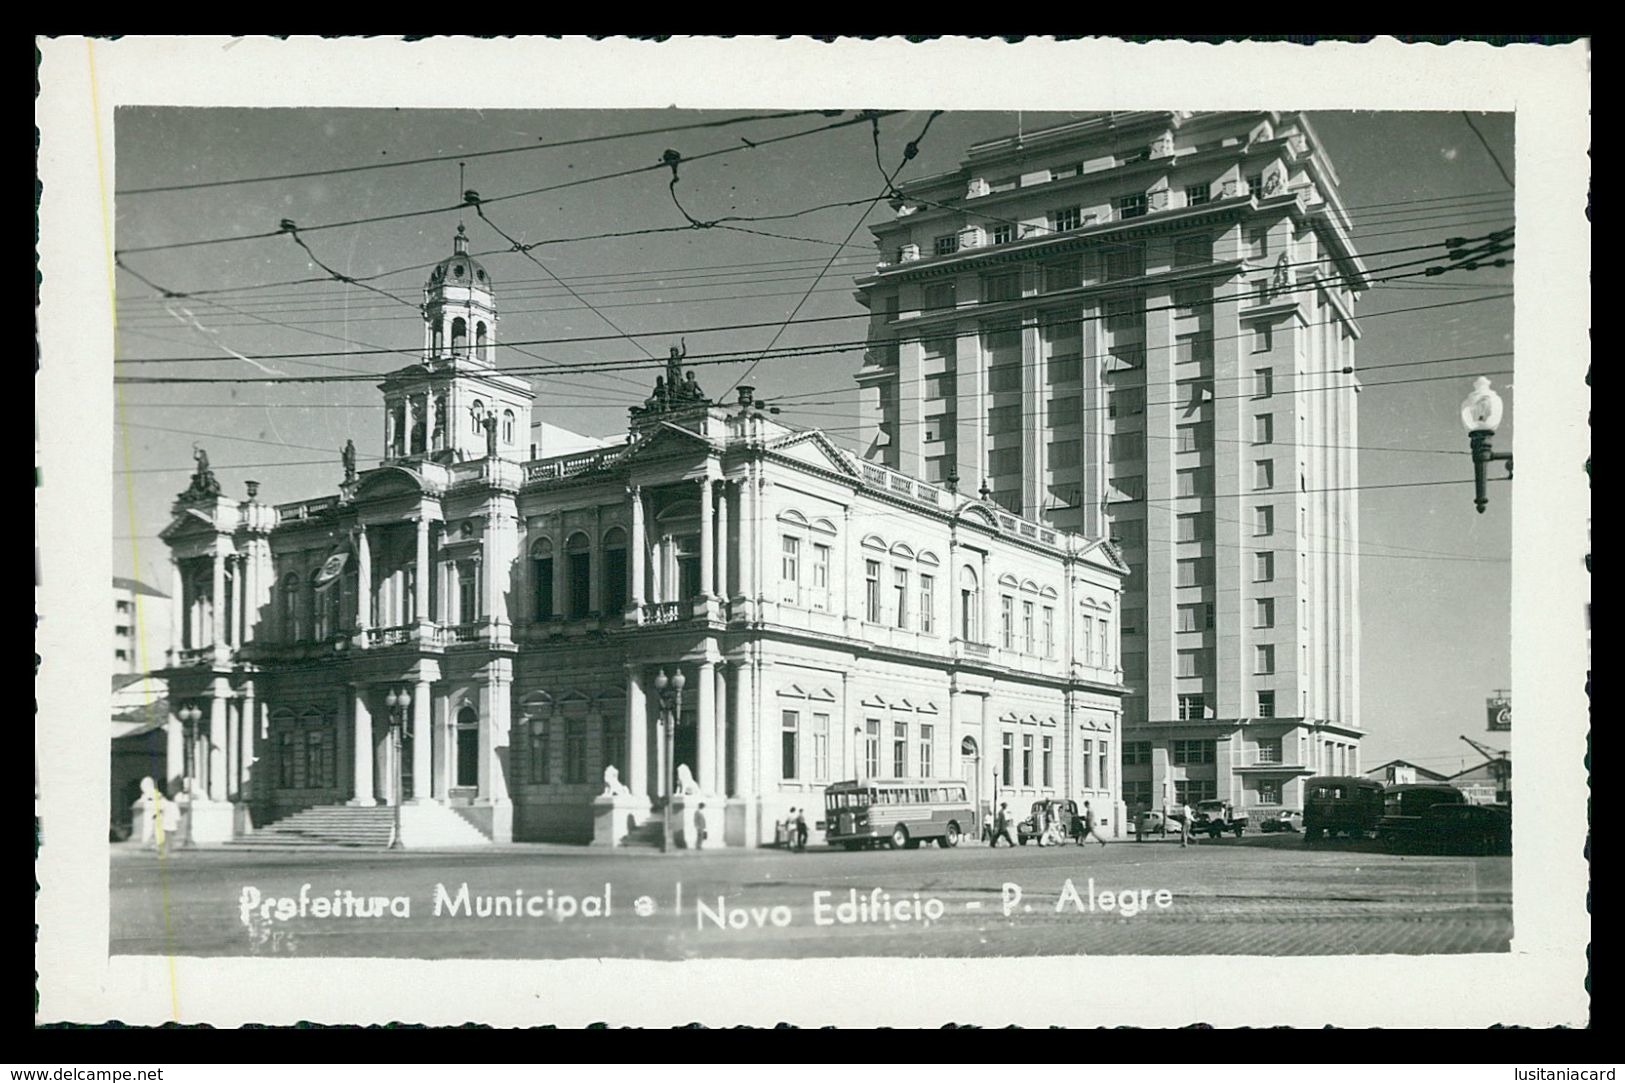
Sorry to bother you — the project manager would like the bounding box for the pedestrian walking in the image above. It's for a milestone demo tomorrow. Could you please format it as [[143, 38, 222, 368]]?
[[782, 808, 796, 849], [795, 808, 809, 852], [1034, 803, 1050, 846], [990, 802, 1016, 848], [1179, 802, 1194, 849], [1078, 800, 1107, 847], [694, 803, 708, 849]]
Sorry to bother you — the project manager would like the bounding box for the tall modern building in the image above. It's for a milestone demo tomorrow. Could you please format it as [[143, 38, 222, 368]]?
[[853, 111, 1363, 821]]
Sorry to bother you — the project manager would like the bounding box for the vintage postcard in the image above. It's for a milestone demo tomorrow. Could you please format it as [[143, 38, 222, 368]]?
[[35, 35, 1590, 1027]]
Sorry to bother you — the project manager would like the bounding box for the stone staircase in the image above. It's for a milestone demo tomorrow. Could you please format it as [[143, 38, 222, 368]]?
[[232, 803, 494, 849], [619, 816, 666, 849], [233, 806, 396, 849]]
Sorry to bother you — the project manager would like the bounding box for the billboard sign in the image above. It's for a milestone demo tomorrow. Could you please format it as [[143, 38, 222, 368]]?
[[1487, 695, 1512, 731]]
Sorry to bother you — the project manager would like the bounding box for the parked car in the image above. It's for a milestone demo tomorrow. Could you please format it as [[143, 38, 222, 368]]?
[[1192, 799, 1248, 838], [1304, 776, 1385, 840], [1017, 799, 1082, 845], [1378, 783, 1468, 849], [1405, 803, 1511, 855], [1133, 808, 1185, 840], [1260, 810, 1300, 833]]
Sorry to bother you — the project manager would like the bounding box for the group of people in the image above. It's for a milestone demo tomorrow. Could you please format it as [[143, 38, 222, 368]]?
[[781, 807, 810, 851], [987, 800, 1109, 848]]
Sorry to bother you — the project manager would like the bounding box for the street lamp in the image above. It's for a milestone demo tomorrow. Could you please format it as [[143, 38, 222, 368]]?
[[1461, 376, 1514, 513], [176, 702, 203, 848], [384, 685, 412, 849], [653, 668, 686, 853]]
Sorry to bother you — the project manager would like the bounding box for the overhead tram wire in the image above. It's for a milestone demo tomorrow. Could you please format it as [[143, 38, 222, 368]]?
[[113, 111, 905, 258], [112, 238, 1512, 373], [114, 110, 841, 196], [1460, 113, 1516, 190]]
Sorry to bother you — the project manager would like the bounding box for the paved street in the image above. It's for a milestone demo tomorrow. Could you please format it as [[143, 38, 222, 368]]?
[[110, 834, 1510, 959]]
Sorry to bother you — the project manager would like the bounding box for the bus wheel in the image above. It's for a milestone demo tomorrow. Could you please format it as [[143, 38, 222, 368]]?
[[889, 825, 909, 850], [939, 823, 961, 849]]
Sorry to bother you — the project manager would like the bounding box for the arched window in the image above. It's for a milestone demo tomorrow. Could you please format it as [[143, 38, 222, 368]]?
[[281, 573, 303, 642], [455, 706, 480, 788], [502, 409, 515, 445], [451, 317, 468, 356], [476, 321, 489, 361], [959, 565, 981, 642], [470, 399, 485, 435], [601, 527, 628, 615], [531, 538, 554, 621], [430, 321, 444, 356], [566, 532, 592, 619]]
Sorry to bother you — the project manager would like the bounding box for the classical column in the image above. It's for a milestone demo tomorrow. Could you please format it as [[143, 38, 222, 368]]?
[[351, 686, 376, 805], [210, 549, 226, 648], [626, 666, 647, 797], [416, 516, 432, 626], [169, 560, 184, 661], [481, 669, 512, 803], [207, 684, 228, 801], [629, 486, 646, 610], [713, 662, 729, 796], [737, 467, 755, 606], [355, 526, 372, 635], [411, 679, 432, 801], [166, 709, 185, 795], [697, 656, 716, 794], [240, 679, 259, 799], [715, 481, 730, 602], [699, 475, 715, 599], [734, 652, 756, 796]]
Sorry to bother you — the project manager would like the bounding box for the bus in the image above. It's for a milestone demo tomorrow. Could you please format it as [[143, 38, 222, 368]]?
[[823, 779, 975, 850], [1377, 783, 1467, 849], [1302, 776, 1385, 841]]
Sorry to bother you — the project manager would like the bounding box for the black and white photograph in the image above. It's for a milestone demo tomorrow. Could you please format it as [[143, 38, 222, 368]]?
[[36, 35, 1590, 1028]]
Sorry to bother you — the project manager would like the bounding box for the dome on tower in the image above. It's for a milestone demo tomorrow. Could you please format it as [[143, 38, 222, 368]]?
[[425, 224, 493, 290]]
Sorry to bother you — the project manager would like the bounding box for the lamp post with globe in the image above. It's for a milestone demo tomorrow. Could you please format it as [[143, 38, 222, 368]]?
[[384, 685, 412, 849], [653, 668, 686, 853], [1461, 376, 1514, 513]]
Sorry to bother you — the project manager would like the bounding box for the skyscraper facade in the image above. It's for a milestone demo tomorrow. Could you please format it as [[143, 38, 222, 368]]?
[[853, 111, 1363, 821]]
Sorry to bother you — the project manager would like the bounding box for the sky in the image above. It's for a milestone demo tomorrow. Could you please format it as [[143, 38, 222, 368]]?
[[109, 107, 1517, 776]]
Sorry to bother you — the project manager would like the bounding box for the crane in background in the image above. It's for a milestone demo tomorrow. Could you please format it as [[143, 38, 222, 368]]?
[[1459, 734, 1512, 805]]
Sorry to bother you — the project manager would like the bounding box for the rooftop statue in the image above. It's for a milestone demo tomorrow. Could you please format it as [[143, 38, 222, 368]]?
[[180, 443, 222, 500]]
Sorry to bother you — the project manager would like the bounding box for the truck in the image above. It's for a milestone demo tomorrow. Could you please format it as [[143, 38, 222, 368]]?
[[1191, 799, 1248, 839]]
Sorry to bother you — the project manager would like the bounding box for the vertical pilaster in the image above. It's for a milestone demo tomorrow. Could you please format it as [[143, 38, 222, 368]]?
[[698, 655, 717, 794], [699, 474, 715, 598], [351, 686, 375, 805], [210, 549, 226, 648], [169, 560, 184, 661], [734, 651, 756, 797], [408, 681, 433, 801], [415, 516, 432, 627], [481, 665, 512, 804], [627, 666, 648, 796], [715, 481, 730, 602], [629, 486, 646, 610], [355, 526, 372, 636], [207, 681, 228, 801]]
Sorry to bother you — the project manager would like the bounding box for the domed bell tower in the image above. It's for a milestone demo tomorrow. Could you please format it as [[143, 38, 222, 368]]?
[[378, 224, 534, 464]]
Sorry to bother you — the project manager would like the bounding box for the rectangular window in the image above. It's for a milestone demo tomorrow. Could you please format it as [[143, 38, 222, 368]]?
[[1001, 595, 1015, 649], [1254, 597, 1276, 628], [1176, 468, 1206, 498], [1173, 233, 1212, 267], [865, 719, 881, 778], [920, 574, 935, 634], [924, 372, 957, 399], [1176, 332, 1213, 365], [567, 551, 591, 619], [988, 404, 1021, 435], [1049, 396, 1081, 425], [528, 721, 551, 785], [1185, 182, 1211, 206], [1177, 603, 1204, 633], [893, 721, 908, 778], [1022, 600, 1035, 653], [1254, 414, 1274, 444], [923, 282, 957, 313], [781, 710, 800, 781], [1176, 558, 1205, 588], [988, 447, 1022, 476], [1120, 605, 1144, 634], [865, 560, 882, 623], [1122, 651, 1147, 679], [1177, 649, 1206, 678], [1254, 551, 1275, 583], [1043, 258, 1082, 292], [1176, 513, 1210, 543], [603, 547, 628, 615], [894, 567, 910, 629], [1173, 284, 1212, 316], [1049, 205, 1082, 232], [1247, 173, 1265, 199], [1177, 695, 1207, 722], [991, 222, 1015, 245], [811, 544, 830, 609], [1254, 460, 1275, 490], [1176, 779, 1218, 805], [564, 718, 587, 784], [1253, 505, 1275, 537], [1043, 606, 1055, 657], [1042, 736, 1055, 787], [1257, 694, 1278, 722], [1246, 228, 1269, 259], [1048, 439, 1081, 468], [1002, 732, 1014, 786], [923, 413, 953, 443], [1255, 644, 1276, 675], [1108, 386, 1145, 418], [1110, 475, 1144, 501], [1175, 423, 1209, 454], [1103, 245, 1146, 281], [1108, 431, 1143, 462], [1047, 354, 1081, 384], [924, 455, 952, 484], [982, 272, 1020, 303], [1173, 739, 1216, 765], [780, 535, 801, 603], [1257, 778, 1282, 805], [933, 234, 960, 257], [918, 724, 934, 778], [1254, 368, 1274, 398], [1117, 192, 1148, 220], [1022, 733, 1034, 786], [989, 363, 1023, 393], [811, 712, 830, 780], [1252, 325, 1273, 353], [1124, 741, 1153, 766]]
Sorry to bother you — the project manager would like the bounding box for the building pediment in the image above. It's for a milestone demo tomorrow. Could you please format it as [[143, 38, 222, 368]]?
[[621, 423, 715, 467], [765, 430, 859, 478], [159, 506, 226, 545], [355, 465, 439, 502]]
